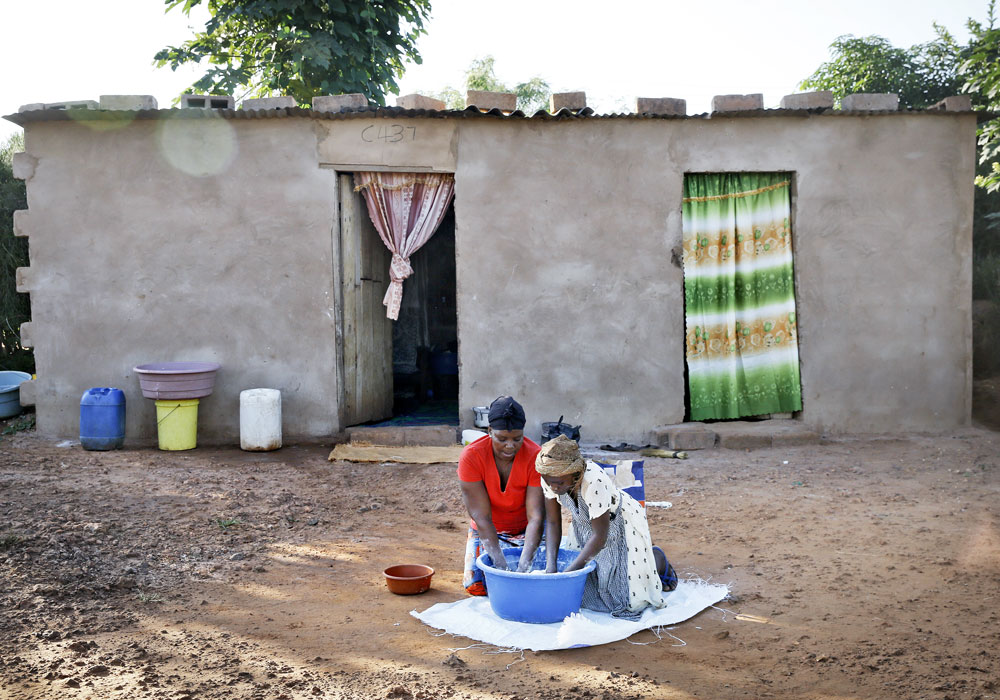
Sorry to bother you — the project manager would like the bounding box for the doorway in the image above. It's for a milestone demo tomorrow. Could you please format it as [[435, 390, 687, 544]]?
[[337, 173, 458, 429], [388, 205, 458, 425], [680, 172, 802, 421], [338, 173, 393, 426]]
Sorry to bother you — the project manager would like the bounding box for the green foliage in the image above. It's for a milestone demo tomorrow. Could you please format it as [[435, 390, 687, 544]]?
[[1, 413, 35, 436], [801, 8, 1000, 377], [957, 3, 1000, 303], [434, 56, 552, 113], [799, 31, 961, 108], [0, 132, 33, 374], [801, 3, 1000, 194], [974, 251, 1000, 300], [155, 0, 432, 106], [972, 255, 1000, 376], [513, 77, 552, 115], [435, 87, 463, 110], [464, 56, 506, 93], [135, 589, 164, 604], [0, 532, 25, 551], [961, 1, 1000, 192], [974, 184, 1000, 258]]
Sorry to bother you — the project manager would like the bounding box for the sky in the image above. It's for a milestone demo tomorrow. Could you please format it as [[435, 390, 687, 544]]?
[[0, 0, 991, 143]]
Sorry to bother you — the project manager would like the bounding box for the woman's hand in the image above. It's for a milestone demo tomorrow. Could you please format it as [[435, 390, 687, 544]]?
[[517, 486, 545, 572], [460, 480, 509, 570]]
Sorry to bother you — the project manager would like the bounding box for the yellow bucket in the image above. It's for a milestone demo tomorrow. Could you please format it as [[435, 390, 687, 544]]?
[[155, 399, 199, 451]]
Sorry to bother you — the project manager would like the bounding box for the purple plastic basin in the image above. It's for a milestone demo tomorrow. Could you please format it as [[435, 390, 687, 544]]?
[[134, 362, 221, 400]]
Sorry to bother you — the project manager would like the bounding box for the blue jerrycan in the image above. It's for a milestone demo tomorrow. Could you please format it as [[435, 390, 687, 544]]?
[[80, 387, 126, 450]]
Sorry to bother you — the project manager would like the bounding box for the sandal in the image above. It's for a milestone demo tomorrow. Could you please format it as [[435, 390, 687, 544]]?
[[651, 546, 678, 592]]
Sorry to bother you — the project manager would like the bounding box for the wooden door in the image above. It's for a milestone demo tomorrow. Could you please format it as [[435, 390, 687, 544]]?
[[339, 173, 393, 426]]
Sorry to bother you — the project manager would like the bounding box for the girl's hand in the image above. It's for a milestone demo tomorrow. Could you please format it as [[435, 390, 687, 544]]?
[[485, 541, 508, 571], [566, 512, 611, 572]]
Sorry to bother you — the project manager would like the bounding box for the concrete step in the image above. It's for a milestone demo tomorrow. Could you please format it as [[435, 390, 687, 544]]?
[[649, 423, 717, 450], [650, 420, 819, 451], [713, 421, 820, 449], [346, 425, 458, 447]]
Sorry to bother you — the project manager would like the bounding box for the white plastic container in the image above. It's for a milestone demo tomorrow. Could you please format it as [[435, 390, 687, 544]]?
[[240, 388, 282, 451], [462, 429, 487, 445]]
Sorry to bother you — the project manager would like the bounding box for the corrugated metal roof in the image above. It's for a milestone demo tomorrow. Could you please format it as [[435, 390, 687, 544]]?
[[3, 103, 981, 128]]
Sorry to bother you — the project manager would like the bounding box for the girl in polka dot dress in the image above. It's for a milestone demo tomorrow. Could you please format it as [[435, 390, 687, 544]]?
[[536, 435, 678, 620]]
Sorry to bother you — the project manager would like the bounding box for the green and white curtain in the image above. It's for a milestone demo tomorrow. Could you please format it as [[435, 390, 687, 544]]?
[[681, 173, 802, 420]]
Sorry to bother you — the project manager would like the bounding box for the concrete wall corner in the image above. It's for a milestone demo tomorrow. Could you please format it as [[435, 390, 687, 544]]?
[[18, 379, 36, 407], [12, 209, 31, 237], [19, 321, 33, 349], [12, 152, 37, 181], [15, 267, 33, 294]]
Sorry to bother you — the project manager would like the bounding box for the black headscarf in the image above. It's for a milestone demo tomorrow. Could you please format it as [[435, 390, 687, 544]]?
[[487, 395, 526, 431]]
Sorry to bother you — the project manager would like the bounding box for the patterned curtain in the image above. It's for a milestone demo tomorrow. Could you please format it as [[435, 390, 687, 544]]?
[[354, 172, 455, 320], [681, 173, 802, 420]]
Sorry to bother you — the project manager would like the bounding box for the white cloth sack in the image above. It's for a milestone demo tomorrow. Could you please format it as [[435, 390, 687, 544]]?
[[411, 579, 729, 651]]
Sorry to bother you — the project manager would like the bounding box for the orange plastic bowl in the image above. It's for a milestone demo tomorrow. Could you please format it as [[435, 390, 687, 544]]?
[[383, 564, 434, 595]]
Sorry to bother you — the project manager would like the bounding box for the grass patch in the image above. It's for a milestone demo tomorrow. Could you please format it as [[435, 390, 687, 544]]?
[[135, 590, 163, 604], [0, 533, 25, 551], [2, 413, 35, 436]]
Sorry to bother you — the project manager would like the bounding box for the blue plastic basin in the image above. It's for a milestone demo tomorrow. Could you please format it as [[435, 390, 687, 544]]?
[[476, 546, 596, 624], [0, 371, 31, 419]]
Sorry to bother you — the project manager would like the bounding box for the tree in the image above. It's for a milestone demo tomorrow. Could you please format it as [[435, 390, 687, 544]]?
[[435, 56, 552, 113], [961, 1, 1000, 192], [799, 31, 962, 109], [800, 7, 1000, 193], [155, 0, 431, 106], [0, 132, 33, 374], [799, 8, 1000, 347], [962, 3, 1000, 375]]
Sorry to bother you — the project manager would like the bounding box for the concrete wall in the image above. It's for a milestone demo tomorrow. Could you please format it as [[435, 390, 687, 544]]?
[[18, 118, 342, 441], [454, 119, 688, 442], [455, 114, 976, 440], [15, 111, 975, 442], [316, 116, 457, 172]]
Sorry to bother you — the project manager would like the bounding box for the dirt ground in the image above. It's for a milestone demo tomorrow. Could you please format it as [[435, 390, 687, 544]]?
[[2, 420, 999, 700]]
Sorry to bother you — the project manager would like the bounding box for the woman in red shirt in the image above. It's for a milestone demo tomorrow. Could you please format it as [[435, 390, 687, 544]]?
[[457, 396, 544, 595]]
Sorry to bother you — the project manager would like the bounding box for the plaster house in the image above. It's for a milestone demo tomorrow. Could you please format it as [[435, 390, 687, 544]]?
[[4, 90, 976, 445]]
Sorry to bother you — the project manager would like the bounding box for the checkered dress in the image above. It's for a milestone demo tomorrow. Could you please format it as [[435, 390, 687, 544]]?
[[543, 461, 665, 620]]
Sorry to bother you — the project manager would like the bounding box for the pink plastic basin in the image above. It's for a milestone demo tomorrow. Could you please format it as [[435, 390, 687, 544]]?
[[134, 362, 221, 400]]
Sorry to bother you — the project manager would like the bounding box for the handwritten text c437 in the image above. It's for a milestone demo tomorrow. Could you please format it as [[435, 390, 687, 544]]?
[[361, 124, 416, 143]]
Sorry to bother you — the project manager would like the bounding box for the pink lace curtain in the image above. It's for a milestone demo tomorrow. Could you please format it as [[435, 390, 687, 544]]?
[[353, 171, 456, 320]]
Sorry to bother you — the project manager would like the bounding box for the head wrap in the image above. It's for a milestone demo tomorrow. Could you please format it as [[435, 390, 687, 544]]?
[[535, 434, 586, 476], [488, 396, 526, 431]]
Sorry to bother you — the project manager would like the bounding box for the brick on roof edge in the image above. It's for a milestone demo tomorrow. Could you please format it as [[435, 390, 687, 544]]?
[[2, 104, 985, 127]]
